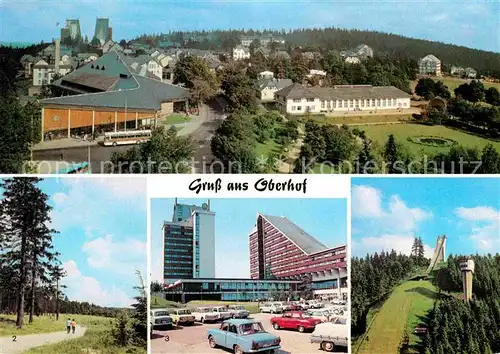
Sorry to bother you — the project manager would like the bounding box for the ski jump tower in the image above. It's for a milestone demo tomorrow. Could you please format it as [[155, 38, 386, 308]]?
[[459, 257, 475, 302], [426, 235, 447, 273]]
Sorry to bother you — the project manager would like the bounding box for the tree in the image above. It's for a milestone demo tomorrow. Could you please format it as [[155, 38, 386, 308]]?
[[290, 54, 309, 83], [357, 137, 375, 174], [219, 66, 258, 112], [90, 36, 101, 47], [249, 38, 261, 55], [150, 281, 163, 293], [173, 55, 218, 92], [0, 178, 58, 328], [485, 87, 500, 106], [131, 270, 147, 346], [454, 80, 486, 103], [49, 263, 66, 320], [480, 144, 500, 173], [119, 39, 128, 48], [384, 134, 399, 174], [110, 126, 195, 173]]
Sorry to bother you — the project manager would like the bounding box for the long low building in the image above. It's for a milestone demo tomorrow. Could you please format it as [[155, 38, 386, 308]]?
[[40, 52, 190, 140], [275, 83, 411, 115]]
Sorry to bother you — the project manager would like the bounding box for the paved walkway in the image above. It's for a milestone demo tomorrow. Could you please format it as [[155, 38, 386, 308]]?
[[33, 138, 99, 151], [0, 327, 87, 353]]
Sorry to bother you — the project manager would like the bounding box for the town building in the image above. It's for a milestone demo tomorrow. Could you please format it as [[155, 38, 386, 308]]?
[[163, 199, 216, 283], [102, 40, 123, 54], [164, 278, 301, 303], [39, 52, 190, 139], [60, 19, 81, 41], [32, 59, 71, 86], [232, 45, 250, 60], [258, 71, 274, 80], [275, 83, 411, 115], [249, 213, 348, 300], [122, 55, 163, 81], [340, 44, 373, 63], [256, 78, 293, 102], [450, 66, 477, 79], [419, 54, 441, 76], [93, 17, 112, 45]]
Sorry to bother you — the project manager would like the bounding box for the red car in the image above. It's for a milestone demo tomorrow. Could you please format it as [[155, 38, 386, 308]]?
[[270, 311, 322, 333]]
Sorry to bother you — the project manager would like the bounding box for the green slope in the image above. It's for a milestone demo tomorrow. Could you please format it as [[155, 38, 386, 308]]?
[[357, 280, 437, 354]]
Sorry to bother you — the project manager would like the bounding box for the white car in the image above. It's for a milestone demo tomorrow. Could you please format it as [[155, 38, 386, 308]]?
[[310, 317, 348, 352], [212, 306, 232, 320], [308, 300, 324, 309], [307, 309, 332, 322], [274, 302, 293, 311], [259, 302, 283, 314], [191, 307, 220, 323]]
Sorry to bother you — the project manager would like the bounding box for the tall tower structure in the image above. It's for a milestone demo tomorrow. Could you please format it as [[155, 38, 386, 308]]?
[[94, 17, 110, 45], [426, 234, 447, 273], [163, 200, 215, 284], [459, 257, 475, 302], [54, 38, 61, 74]]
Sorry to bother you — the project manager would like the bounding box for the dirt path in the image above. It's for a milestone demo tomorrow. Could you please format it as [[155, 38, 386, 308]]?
[[0, 327, 87, 353], [279, 127, 305, 173]]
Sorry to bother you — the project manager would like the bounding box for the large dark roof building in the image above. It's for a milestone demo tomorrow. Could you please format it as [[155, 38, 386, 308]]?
[[249, 213, 347, 300], [40, 52, 190, 139]]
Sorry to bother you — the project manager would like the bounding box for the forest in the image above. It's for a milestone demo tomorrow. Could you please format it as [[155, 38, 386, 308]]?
[[135, 27, 500, 77]]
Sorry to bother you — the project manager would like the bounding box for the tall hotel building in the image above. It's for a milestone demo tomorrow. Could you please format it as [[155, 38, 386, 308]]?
[[249, 213, 348, 300], [162, 199, 215, 283]]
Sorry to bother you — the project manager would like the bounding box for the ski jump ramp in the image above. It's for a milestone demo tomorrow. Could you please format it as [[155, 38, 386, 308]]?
[[426, 235, 446, 273]]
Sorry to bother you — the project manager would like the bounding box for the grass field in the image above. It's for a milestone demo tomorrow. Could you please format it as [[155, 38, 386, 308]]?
[[255, 139, 281, 158], [187, 301, 260, 314], [359, 123, 500, 155], [164, 114, 191, 125], [357, 280, 437, 354], [150, 296, 184, 309], [0, 314, 113, 336]]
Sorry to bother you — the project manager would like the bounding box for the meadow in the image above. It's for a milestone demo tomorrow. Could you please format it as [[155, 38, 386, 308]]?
[[150, 296, 260, 314], [356, 280, 437, 354]]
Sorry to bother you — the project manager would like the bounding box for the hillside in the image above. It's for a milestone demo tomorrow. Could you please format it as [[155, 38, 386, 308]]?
[[136, 27, 500, 75]]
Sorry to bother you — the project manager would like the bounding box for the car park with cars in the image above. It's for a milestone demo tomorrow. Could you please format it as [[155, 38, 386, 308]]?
[[150, 308, 173, 330], [227, 305, 250, 319], [169, 308, 196, 326], [310, 316, 348, 352], [270, 311, 322, 333], [212, 306, 232, 320], [207, 319, 281, 354], [192, 307, 221, 323]]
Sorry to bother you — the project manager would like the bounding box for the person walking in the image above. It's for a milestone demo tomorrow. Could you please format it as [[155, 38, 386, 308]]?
[[71, 319, 76, 334], [66, 318, 71, 334]]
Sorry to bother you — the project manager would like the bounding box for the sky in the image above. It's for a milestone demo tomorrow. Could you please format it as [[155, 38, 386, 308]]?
[[150, 198, 347, 282], [0, 177, 147, 308], [0, 0, 499, 52], [351, 178, 500, 259]]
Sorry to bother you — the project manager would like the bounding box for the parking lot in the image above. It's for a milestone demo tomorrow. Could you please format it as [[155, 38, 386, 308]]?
[[151, 312, 341, 354]]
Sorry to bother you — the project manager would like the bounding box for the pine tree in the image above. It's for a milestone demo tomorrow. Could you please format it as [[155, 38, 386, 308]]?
[[384, 134, 400, 174], [131, 270, 147, 345]]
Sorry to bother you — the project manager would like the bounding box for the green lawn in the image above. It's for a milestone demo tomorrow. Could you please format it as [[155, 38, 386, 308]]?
[[357, 280, 437, 354], [359, 123, 500, 155], [413, 76, 500, 95], [0, 314, 112, 337], [164, 114, 191, 125], [150, 296, 184, 309], [255, 139, 281, 157], [187, 301, 260, 314]]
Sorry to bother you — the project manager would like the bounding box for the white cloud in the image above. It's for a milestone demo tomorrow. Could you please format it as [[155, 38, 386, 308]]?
[[454, 206, 500, 221], [62, 260, 133, 307], [352, 185, 432, 233], [352, 185, 384, 217], [352, 234, 434, 258], [455, 206, 500, 253], [82, 233, 146, 276]]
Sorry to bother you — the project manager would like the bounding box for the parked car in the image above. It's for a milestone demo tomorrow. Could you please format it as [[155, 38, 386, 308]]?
[[169, 308, 196, 326], [192, 307, 220, 323], [207, 319, 281, 354], [308, 300, 324, 309], [310, 317, 348, 352], [212, 306, 232, 320], [294, 301, 309, 310], [227, 305, 250, 319], [270, 311, 322, 333], [307, 309, 333, 322], [259, 302, 283, 314], [275, 301, 294, 311], [150, 309, 173, 330]]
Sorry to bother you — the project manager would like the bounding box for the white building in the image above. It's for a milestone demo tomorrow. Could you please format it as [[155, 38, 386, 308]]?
[[232, 45, 250, 60], [124, 55, 163, 81], [275, 83, 411, 115], [345, 56, 361, 64], [256, 78, 293, 102], [32, 59, 71, 86], [258, 71, 274, 79], [419, 54, 442, 76]]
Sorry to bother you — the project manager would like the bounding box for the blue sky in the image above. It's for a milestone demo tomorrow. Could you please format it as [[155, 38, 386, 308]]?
[[150, 198, 347, 282], [1, 0, 498, 52], [0, 177, 147, 308], [351, 178, 500, 258]]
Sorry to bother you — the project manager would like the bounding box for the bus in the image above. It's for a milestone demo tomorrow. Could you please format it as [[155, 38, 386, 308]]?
[[103, 130, 152, 146]]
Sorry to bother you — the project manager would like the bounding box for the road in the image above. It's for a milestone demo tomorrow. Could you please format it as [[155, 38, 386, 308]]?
[[0, 327, 87, 353], [151, 313, 345, 354], [33, 99, 227, 174]]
